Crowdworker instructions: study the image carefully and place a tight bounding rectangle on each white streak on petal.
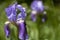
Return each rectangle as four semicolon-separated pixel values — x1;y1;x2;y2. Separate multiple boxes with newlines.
6;29;9;37
8;13;13;19
23;7;26;12
17;18;24;23
17;5;22;8
37;1;43;7
31;10;37;14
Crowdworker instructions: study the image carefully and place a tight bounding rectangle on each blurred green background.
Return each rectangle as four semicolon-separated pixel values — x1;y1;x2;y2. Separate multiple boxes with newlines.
0;0;60;40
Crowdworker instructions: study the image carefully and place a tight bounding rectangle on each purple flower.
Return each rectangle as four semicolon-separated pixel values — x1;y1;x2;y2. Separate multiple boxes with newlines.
17;12;26;21
5;3;17;22
5;3;26;22
31;0;44;12
17;5;26;20
30;0;44;22
5;2;28;40
17;5;26;12
30;10;37;22
16;19;28;40
17;12;28;40
4;21;10;38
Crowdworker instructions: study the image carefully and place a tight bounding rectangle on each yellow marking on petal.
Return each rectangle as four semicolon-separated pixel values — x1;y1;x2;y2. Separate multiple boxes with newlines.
5;21;10;24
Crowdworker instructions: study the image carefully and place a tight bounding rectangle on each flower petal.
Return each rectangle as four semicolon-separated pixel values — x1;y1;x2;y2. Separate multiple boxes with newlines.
17;12;26;20
17;20;28;40
5;3;17;22
4;21;10;38
30;10;37;22
17;5;26;12
31;1;44;12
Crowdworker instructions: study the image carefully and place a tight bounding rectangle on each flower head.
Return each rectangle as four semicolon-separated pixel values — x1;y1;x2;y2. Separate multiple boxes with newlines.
31;1;44;12
5;2;28;40
30;0;44;22
5;3;26;22
5;3;17;22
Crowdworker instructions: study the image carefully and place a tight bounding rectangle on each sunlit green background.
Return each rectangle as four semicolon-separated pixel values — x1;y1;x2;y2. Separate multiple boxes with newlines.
0;0;60;40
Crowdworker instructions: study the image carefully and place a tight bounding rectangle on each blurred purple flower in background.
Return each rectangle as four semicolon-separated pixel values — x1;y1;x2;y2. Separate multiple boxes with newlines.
31;0;44;22
4;2;28;40
31;0;44;12
30;10;37;22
